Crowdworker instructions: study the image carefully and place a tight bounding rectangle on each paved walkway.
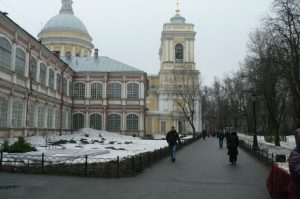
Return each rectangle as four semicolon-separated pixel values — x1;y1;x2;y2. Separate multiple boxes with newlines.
0;137;271;199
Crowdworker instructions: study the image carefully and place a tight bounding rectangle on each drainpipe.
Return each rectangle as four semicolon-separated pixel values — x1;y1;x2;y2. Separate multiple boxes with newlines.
24;45;35;137
60;64;68;136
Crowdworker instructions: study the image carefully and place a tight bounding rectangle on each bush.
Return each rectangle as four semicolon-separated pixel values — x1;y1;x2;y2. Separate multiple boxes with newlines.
69;139;77;144
6;140;36;153
80;138;89;144
84;134;89;137
52;140;68;145
0;139;10;152
264;135;274;143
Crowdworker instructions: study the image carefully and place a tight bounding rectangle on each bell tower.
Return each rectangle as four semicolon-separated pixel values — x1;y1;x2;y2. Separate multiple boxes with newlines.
159;1;196;88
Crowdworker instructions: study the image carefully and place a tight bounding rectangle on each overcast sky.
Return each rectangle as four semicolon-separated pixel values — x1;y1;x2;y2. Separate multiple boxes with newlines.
0;0;273;86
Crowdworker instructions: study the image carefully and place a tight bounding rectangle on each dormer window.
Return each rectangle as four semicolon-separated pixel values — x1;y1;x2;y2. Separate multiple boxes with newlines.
175;43;184;63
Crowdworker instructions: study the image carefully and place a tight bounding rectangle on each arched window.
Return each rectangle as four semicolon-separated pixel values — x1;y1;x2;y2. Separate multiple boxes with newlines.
0;96;8;127
15;48;26;75
12;100;23;128
90;114;102;130
28;101;35;128
108;83;121;99
55;109;60;129
48;69;55;89
108;114;121;131
127;114;139;131
73;113;84;130
40;63;47;86
56;73;61;93
73;82;85;99
127;83;139;99
0;37;12;69
47;108;53;128
63;77;68;96
91;83;103;99
37;106;45;128
175;43;184;63
31;57;37;81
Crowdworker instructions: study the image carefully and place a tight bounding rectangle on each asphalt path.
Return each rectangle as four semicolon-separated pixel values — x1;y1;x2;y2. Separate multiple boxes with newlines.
0;137;271;199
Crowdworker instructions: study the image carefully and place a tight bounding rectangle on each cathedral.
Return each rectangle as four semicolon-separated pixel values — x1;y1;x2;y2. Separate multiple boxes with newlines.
0;0;202;138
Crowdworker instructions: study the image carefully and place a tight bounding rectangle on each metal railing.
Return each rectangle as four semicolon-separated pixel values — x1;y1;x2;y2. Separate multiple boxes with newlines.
239;140;287;165
0;136;201;178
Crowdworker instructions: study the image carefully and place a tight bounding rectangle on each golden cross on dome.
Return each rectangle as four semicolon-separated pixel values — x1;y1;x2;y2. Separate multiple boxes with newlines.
176;0;180;14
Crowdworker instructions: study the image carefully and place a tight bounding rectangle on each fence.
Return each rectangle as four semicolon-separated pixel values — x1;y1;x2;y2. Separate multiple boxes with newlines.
239;140;287;165
0;136;201;178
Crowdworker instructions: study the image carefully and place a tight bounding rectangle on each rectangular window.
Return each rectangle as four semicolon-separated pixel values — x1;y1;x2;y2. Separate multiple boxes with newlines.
161;121;167;133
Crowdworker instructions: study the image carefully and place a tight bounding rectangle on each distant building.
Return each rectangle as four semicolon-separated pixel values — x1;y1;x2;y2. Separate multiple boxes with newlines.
0;0;201;138
146;3;202;135
0;0;147;137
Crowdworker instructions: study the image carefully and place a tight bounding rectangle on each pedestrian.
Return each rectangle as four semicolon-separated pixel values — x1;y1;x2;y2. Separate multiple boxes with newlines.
227;132;239;164
202;129;207;140
288;127;300;199
166;126;181;162
217;129;225;148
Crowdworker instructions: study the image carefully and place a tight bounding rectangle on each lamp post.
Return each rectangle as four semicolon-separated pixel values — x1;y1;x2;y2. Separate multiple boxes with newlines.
252;94;258;150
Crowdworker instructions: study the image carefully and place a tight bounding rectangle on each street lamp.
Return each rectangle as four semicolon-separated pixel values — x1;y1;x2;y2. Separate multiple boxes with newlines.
252;94;258;150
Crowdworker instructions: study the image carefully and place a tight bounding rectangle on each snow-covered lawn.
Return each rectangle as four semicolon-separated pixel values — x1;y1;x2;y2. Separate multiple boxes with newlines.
238;133;296;172
0;128;171;161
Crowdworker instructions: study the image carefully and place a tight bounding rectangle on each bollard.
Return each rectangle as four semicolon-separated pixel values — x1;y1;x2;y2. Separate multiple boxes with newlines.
85;155;88;176
116;156;120;178
0;151;2;172
139;154;142;171
131;156;135;176
41;153;44;173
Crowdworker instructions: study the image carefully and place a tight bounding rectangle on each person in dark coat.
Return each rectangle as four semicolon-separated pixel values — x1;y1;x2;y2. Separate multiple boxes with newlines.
288;127;300;199
166;126;181;162
227;132;239;164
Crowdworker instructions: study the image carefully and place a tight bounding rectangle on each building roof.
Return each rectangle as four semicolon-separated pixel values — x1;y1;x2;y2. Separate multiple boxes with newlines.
39;0;91;37
41;14;90;36
62;56;143;73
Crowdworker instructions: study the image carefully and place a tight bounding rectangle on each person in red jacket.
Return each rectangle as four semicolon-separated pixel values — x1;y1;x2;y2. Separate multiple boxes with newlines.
289;127;300;199
166;126;181;162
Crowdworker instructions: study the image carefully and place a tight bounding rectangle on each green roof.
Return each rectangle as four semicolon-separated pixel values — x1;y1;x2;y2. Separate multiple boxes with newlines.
62;56;143;73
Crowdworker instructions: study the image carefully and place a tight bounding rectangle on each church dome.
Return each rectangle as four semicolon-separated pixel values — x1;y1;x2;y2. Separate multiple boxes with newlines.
38;0;94;57
41;14;90;36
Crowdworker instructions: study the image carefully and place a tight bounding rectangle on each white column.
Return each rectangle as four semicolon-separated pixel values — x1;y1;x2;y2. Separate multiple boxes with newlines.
25;51;30;78
86;81;90;98
80;48;84;57
189;40;193;62
7;96;12;128
140;82;144;98
122;112;126;131
44;106;48;128
122;81;126;99
36;60;41;82
139;113;144;131
54;72;57;90
166;40;170;62
185;40;189;62
85;112;89;128
50;46;54;52
191;40;195;62
60;45;65;57
46;67;50;87
72;46;76;57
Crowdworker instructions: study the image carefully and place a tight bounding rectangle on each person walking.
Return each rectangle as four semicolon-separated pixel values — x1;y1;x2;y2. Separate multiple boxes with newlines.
202;129;207;140
227;132;239;164
288;127;300;199
217;129;225;148
166;126;181;162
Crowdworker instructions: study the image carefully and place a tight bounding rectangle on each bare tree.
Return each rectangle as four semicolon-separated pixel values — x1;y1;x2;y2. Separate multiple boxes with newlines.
173;69;201;138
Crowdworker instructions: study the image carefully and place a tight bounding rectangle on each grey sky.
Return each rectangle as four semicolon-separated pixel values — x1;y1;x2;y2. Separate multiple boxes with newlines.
0;0;273;85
